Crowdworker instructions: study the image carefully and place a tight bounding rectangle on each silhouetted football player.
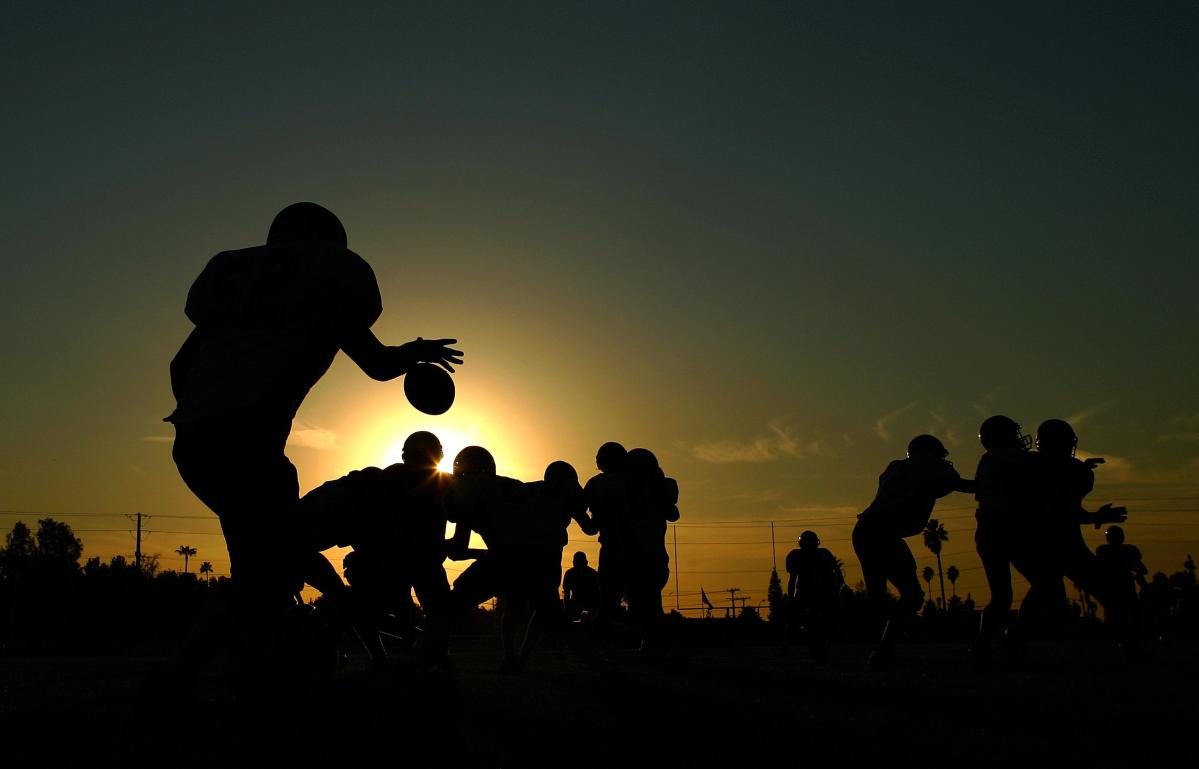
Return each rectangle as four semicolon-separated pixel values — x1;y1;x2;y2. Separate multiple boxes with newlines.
783;530;843;663
853;434;974;668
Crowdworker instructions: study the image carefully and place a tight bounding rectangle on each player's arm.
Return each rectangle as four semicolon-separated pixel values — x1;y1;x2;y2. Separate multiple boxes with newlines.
168;327;210;405
303;552;346;598
937;464;974;496
340;328;463;381
1133;550;1149;587
583;486;607;533
659;477;681;522
786;572;797;600
563;486;598;535
572;508;598;536
444;521;475;560
1079;502;1128;528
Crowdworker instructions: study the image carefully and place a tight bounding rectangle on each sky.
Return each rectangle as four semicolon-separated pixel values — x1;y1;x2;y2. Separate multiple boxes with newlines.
2;1;1198;611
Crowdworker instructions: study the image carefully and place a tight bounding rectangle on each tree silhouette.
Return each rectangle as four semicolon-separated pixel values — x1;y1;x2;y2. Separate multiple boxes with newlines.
922;565;935;606
946;565;960;598
922;519;949;609
0;519;84;641
176;545;197;574
199;561;213;583
767;568;784;623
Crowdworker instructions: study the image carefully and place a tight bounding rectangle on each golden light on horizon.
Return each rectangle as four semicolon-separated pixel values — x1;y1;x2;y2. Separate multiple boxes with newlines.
381;425;478;474
348;393;540;480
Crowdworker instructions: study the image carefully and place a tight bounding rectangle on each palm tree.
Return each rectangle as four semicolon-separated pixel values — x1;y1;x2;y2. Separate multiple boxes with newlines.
922;519;949;609
176;545;197;573
946;565;960;598
921;566;935;600
199;561;213;583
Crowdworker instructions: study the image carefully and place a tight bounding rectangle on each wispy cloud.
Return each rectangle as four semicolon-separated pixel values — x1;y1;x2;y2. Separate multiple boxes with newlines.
144;426;341;451
873;403;916;443
1067;403;1108;428
718;489;785;504
1079;451;1199;487
971;389;1002;417
1157;413;1199;443
924;411;961;447
1157;433;1199;443
691;419;834;464
777;503;859;517
288;423;339;451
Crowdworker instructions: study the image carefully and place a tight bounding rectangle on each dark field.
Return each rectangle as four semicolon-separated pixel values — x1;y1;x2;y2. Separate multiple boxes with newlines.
2;631;1194;768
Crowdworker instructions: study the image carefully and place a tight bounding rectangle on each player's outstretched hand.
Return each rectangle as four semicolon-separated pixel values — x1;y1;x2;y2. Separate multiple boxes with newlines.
1084;457;1106;470
402;337;464;373
1096;503;1128;525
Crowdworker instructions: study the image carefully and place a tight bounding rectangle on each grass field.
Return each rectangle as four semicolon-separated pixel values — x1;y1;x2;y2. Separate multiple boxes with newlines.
1;633;1193;767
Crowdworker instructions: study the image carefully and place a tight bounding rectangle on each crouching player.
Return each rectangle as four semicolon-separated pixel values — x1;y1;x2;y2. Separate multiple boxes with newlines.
446;447;606;672
297;430;452;671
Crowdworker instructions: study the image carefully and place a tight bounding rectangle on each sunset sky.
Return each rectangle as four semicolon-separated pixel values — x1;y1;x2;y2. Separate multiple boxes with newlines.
3;2;1197;611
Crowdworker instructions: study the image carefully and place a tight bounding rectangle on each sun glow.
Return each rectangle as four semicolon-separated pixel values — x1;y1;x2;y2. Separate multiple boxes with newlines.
381;425;479;474
348;393;539;481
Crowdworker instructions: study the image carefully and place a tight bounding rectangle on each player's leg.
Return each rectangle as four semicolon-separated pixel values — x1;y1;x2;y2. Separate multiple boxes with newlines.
408;561;453;668
1065;545;1139;655
851;522;891;630
973;521;1013;663
873;539;922;666
633;556;671;658
167;418;304;696
594;544;627;645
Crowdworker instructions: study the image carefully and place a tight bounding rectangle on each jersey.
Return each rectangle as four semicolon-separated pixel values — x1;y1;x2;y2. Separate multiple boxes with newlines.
858;455;961;537
625;472;679;559
785;547;842;599
1095;542;1145;584
448;476;585;550
169;241;382;425
562;564;601;611
299;463;448;561
1029;453;1095;547
974;447;1035;530
583;471;630;547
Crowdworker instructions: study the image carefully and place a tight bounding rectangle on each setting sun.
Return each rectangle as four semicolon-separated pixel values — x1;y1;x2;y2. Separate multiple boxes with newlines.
381;425;479;474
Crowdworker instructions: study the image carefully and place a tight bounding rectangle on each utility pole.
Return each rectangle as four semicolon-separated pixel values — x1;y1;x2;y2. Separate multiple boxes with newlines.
770;521;777;572
672;524;680;612
134;512;143;571
725;587;741;619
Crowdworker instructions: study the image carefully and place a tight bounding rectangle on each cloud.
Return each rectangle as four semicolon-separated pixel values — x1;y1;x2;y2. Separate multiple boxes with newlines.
718;489;785;504
777;504;859;518
873;403;917;443
691;419;833;464
288;423;340;451
145;425;341;450
1157;413;1199;443
1067;404;1108;427
923;411;961;447
971;389;1002;417
1078;451;1199;486
1157;433;1199;443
